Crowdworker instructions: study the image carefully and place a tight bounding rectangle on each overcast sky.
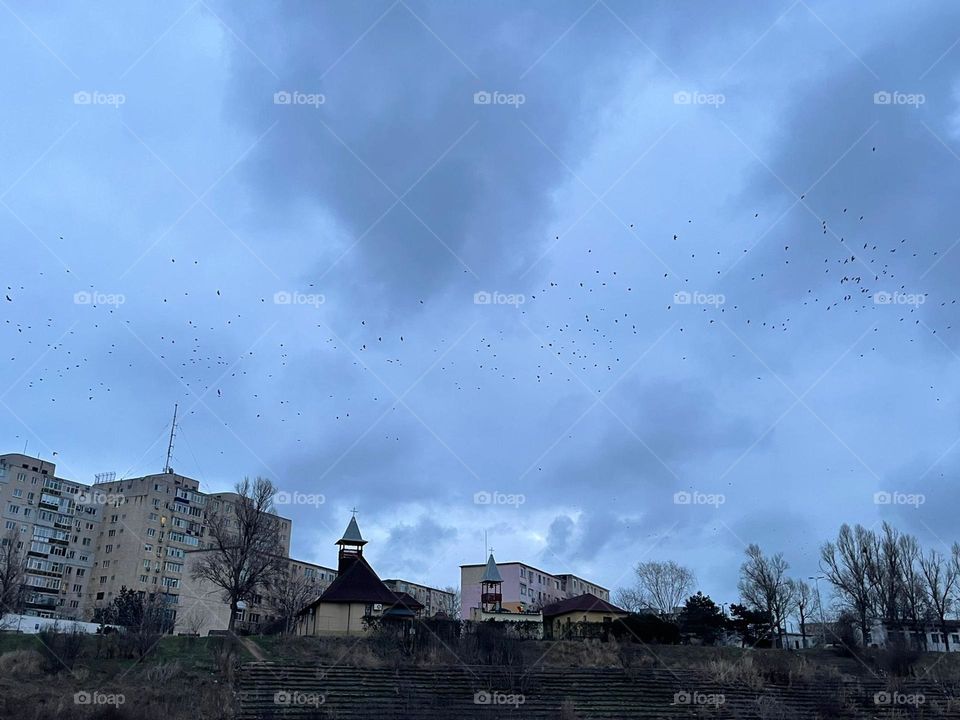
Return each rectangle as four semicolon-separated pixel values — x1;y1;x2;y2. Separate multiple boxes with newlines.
2;1;960;606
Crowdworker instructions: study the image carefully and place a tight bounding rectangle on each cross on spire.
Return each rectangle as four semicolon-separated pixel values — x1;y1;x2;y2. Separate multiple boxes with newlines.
351;506;359;518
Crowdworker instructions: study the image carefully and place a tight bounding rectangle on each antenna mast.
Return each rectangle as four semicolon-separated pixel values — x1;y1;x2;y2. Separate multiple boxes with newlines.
164;403;178;474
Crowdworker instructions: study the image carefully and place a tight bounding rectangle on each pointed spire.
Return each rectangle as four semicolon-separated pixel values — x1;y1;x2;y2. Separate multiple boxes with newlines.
337;516;367;546
480;552;502;583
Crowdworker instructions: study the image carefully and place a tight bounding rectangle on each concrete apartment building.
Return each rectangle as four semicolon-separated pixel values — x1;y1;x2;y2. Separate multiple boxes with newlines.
4;450;466;634
179;553;337;635
460;555;609;620
382;578;455;617
0;454;101;619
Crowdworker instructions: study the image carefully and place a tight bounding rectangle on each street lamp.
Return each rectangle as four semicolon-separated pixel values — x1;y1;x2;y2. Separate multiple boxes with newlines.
809;576;827;647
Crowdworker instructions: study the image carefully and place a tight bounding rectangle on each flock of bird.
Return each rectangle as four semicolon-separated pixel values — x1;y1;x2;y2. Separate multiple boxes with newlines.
1;142;954;459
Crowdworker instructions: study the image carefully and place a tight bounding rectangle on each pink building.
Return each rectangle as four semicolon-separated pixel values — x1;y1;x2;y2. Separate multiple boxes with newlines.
460;553;609;620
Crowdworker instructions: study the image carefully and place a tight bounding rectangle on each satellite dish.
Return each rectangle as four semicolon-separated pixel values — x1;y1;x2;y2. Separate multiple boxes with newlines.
237;600;248;610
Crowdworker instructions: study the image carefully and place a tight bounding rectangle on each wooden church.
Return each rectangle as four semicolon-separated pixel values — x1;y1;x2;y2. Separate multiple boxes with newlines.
296;516;411;636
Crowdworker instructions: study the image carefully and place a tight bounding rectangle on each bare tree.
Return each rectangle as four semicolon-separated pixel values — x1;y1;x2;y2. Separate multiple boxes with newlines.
738;544;794;647
181;607;207;636
898;534;927;630
0;524;27;626
443;586;461;618
821;524;876;646
613;586;645;613
791;579;814;648
869;522;909;625
920;547;960;651
269;564;325;634
191;477;286;631
629;561;695;617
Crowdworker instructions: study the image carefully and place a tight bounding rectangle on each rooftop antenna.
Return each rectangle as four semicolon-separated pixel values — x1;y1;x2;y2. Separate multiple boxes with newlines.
164;403;178;474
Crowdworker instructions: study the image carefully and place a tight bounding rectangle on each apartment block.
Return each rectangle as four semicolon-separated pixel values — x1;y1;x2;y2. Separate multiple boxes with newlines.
382;578;456;617
178;554;336;635
460;557;609;620
0;454;101;619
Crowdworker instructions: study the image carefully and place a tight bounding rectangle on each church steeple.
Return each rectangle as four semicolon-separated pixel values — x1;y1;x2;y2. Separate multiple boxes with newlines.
336;512;367;571
479;550;503;613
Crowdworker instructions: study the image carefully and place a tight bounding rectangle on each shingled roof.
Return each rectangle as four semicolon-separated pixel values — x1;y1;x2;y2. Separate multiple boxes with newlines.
300;555;398;610
541;593;627;618
390;591;424;612
480;553;502;583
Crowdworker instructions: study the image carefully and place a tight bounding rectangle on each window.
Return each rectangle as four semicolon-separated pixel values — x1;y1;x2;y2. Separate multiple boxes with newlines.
12;489;22;498
7;504;19;514
75;569;85;577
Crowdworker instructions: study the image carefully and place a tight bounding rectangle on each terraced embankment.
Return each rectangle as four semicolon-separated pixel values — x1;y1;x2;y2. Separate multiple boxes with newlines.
236;662;960;718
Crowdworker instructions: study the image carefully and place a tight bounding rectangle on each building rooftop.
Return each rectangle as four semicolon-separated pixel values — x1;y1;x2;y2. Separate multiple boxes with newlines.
541;593;627;618
302;555;397;608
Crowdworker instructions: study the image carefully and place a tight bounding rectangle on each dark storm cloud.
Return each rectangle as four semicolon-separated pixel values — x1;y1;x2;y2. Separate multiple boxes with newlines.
4;0;960;607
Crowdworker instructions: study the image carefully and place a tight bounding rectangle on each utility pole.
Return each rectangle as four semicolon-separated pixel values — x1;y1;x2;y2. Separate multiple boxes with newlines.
164;404;178;474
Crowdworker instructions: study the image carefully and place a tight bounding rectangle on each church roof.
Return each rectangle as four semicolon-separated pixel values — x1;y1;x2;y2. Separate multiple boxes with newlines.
336;516;367;546
390;591;424;612
541;593;627;618
480;553;503;583
302;555;397;607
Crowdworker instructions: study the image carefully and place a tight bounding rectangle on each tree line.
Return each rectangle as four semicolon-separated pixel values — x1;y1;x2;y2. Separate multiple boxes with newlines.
614;522;960;650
